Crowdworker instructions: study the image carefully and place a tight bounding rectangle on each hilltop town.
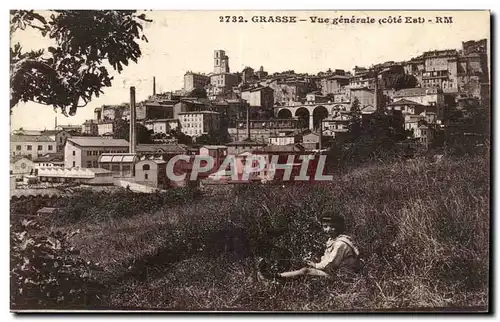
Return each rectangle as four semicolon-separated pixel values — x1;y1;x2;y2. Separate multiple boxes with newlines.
10;38;489;194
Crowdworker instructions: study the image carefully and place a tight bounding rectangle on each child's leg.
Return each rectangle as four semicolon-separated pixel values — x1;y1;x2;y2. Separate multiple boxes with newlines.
279;267;329;278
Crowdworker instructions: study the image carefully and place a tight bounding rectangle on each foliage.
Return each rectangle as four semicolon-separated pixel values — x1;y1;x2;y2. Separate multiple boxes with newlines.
44;154;488;311
443;104;490;156
54;188;200;224
168;129;193;145
195;129;231;145
10;218;106;309
342;107;410;167
10;10;151;115
386;74;418;91
348;97;362;138
188;88;207;99
113;118;153;144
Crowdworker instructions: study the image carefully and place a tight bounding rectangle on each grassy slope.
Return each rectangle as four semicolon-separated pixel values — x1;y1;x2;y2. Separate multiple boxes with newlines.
62;154;490;311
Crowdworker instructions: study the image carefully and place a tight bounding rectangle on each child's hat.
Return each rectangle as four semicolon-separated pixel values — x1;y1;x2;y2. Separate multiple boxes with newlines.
321;214;345;232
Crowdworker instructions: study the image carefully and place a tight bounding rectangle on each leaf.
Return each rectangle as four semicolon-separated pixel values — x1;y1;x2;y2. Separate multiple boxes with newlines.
47;236;61;250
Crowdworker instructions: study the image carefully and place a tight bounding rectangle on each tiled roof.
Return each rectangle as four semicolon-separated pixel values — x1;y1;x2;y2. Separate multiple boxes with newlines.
178;111;219;115
12;130;43;135
145;118;178;123
37;207;58;214
388;99;425;106
394;87;441;97
67;137;129;147
10;135;55;142
87;168;112;174
41;130;64;135
202;145;228;149
98;153;137;163
258;144;305;152
11;155;32;163
57;125;81;129
33;153;64;163
137;159;167;165
226;140;267;146
136;144;187;153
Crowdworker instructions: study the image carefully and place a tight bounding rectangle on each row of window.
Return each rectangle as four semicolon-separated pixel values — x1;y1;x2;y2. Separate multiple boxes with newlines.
15;145;53;151
183;123;205;128
186;130;203;135
182;115;204;120
86;160;99;168
83;149;125;156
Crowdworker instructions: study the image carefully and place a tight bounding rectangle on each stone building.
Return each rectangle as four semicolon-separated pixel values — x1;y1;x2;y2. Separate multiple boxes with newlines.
65;137;129;169
10;135;56;159
184;71;210;92
240;86;275;110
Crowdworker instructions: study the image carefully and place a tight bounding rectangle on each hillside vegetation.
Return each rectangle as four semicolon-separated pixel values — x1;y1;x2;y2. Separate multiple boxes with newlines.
11;153;490;311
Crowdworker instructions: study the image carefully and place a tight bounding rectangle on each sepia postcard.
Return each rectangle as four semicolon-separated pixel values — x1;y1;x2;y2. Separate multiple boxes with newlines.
9;10;491;312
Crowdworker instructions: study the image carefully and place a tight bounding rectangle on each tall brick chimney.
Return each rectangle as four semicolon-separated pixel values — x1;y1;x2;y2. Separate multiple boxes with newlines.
130;87;137;154
153;76;156;96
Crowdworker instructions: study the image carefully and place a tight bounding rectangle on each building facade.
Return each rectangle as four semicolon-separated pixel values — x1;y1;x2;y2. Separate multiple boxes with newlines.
10;135;56;159
240;86;275;110
350;88;375;108
10;156;35;179
135;160;168;188
144;119;179;134
98;122;114;136
214;49;230;74
393;87;445;120
82;120;99;136
65;137;129;169
184;72;210;92
178;111;220;138
41;130;72;153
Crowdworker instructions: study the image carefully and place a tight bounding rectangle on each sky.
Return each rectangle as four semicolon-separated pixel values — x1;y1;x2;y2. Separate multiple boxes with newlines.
9;10;490;131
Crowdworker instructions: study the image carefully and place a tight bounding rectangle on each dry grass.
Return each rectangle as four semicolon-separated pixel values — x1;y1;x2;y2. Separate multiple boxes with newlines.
26;153;490;311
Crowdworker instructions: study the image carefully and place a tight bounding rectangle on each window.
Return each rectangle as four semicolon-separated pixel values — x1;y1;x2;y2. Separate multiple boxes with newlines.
87;151;92;156
59;137;63;143
87;161;92;168
16;145;21;151
27;145;32;151
93;151;98;156
143;164;150;171
72;161;76;167
72;151;76;156
37;145;43;151
145;173;149;180
48;145;53;151
93;161;98;167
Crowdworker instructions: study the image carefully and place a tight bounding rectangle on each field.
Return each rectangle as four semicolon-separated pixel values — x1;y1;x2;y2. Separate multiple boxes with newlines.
10;153;490;311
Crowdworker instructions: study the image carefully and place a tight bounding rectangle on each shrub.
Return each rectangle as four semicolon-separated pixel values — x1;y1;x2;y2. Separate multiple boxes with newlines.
10;218;107;310
53;187;200;224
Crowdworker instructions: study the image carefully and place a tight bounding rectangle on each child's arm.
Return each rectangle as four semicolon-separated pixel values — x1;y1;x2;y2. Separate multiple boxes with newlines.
312;241;349;270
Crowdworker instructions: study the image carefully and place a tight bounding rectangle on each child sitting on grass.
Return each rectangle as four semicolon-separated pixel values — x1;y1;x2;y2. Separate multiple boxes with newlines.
276;214;360;279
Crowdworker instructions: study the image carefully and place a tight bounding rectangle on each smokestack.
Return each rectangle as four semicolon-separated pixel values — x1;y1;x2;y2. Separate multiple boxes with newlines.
153;77;156;96
54;116;57;130
130;87;137;154
246;105;250;140
319;118;323;151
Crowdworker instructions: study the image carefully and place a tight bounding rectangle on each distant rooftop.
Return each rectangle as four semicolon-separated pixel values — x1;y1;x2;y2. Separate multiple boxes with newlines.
10;135;55;143
136;144;188;153
178;111;219;115
99;153;137;163
67;137;129;148
388;99;426;106
394;87;442;97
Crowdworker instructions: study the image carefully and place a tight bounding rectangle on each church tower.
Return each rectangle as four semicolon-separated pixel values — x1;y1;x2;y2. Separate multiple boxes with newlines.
214;49;230;73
